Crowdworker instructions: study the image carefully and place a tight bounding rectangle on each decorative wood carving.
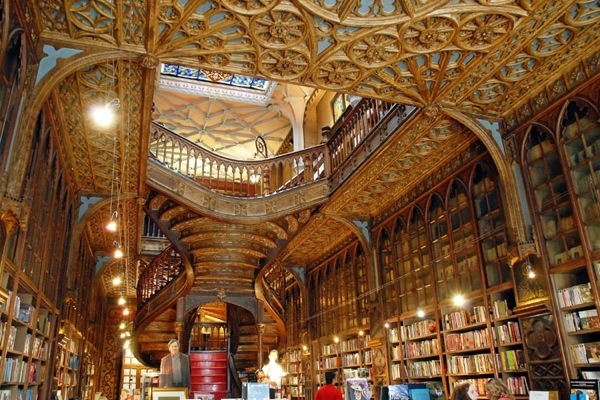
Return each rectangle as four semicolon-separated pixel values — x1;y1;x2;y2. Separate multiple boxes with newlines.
521;314;567;396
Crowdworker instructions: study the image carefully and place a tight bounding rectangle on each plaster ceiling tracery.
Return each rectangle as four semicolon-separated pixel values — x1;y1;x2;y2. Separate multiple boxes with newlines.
153;86;292;160
26;0;600;295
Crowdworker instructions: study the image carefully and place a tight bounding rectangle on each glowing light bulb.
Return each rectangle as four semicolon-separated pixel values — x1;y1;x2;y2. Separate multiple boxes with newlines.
119;321;126;330
123;308;130;316
112;276;122;286
417;308;425;318
384;321;390;329
91;104;116;127
453;294;466;307
118;296;126;305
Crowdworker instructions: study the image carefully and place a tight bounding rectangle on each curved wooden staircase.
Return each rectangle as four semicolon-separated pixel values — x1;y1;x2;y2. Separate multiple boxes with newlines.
131;98;409;397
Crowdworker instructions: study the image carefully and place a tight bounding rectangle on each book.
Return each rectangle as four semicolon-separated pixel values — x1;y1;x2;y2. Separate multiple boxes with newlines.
388;385;410;400
529;391;559;400
346;378;370;400
409;388;431;400
570;379;599;400
585;342;600;363
424;381;445;400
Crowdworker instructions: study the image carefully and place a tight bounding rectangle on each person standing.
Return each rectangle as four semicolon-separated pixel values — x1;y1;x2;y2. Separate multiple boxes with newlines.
450;382;479;400
485;378;514;400
315;371;343;400
159;339;191;394
262;349;285;398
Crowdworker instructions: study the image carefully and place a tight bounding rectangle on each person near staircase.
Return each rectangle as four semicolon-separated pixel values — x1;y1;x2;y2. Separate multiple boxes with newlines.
262;349;285;398
315;371;343;400
159;339;191;395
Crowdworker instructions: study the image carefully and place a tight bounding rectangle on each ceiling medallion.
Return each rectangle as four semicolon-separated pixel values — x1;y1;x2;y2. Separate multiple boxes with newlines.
258;49;310;79
401;16;456;53
250;9;307;48
313;59;362;89
348;32;401;68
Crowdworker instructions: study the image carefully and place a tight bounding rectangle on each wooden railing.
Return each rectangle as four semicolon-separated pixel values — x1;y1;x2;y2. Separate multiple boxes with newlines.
190;322;229;351
137;245;184;306
138;98;409;313
326;98;395;171
150;125;327;198
149;97;403;198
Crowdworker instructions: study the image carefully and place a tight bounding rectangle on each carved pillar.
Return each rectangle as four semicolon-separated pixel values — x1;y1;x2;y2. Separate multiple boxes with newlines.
175;297;185;343
258;323;266;368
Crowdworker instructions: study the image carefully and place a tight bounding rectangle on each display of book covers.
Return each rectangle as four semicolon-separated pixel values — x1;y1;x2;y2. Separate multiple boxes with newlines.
569;379;599;400
242;382;269;400
346;378;370;400
387;384;428;400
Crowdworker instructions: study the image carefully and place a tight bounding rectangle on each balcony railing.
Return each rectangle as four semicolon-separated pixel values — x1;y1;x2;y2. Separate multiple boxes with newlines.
149;97;405;198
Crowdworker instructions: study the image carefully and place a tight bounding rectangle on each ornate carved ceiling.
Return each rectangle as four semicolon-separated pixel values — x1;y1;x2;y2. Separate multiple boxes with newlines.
25;0;600;294
153;83;293;160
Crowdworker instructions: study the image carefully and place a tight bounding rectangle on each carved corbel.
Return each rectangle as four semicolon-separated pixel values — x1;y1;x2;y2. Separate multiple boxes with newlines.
507;240;539;266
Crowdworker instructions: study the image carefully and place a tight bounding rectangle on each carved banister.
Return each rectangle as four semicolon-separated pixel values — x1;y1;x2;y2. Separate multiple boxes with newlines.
149;97;402;199
150;124;327;197
136;245;185;306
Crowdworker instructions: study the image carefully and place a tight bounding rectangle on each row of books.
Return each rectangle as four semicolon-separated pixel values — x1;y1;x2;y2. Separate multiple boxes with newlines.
494;321;522;344
405;360;441;378
557;282;593;308
403;338;439;358
491;299;513;319
495;349;525;371
442;306;488;330
2;357;29;383
506;375;529;395
398;320;437;341
336;335;370;352
446;353;494;374
444;328;490;351
0;388;39;400
569;341;600;364
564;308;599;332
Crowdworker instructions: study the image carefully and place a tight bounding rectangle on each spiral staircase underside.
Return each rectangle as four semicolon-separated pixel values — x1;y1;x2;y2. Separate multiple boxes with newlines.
135;190;311;366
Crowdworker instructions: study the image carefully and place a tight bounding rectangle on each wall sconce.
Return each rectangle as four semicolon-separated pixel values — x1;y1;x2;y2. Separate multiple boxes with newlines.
113;241;123;258
106;210;119;232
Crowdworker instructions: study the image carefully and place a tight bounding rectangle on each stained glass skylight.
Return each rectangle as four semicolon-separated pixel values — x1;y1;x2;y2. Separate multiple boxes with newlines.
161;64;269;91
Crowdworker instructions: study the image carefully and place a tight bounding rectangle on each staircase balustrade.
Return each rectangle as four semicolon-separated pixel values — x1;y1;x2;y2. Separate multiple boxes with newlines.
137;245;184;306
190;322;229;351
327;98;395;171
149;97;402;198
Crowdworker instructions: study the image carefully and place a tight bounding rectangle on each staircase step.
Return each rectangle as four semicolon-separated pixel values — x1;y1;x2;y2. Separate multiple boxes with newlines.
191;375;227;383
191;360;228;368
192;384;227;392
190;351;227;360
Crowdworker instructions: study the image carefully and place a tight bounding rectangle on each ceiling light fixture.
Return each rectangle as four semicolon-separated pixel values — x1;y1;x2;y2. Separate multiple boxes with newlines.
90;98;120;128
113;241;123;259
112;276;122;286
106;210;119;232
